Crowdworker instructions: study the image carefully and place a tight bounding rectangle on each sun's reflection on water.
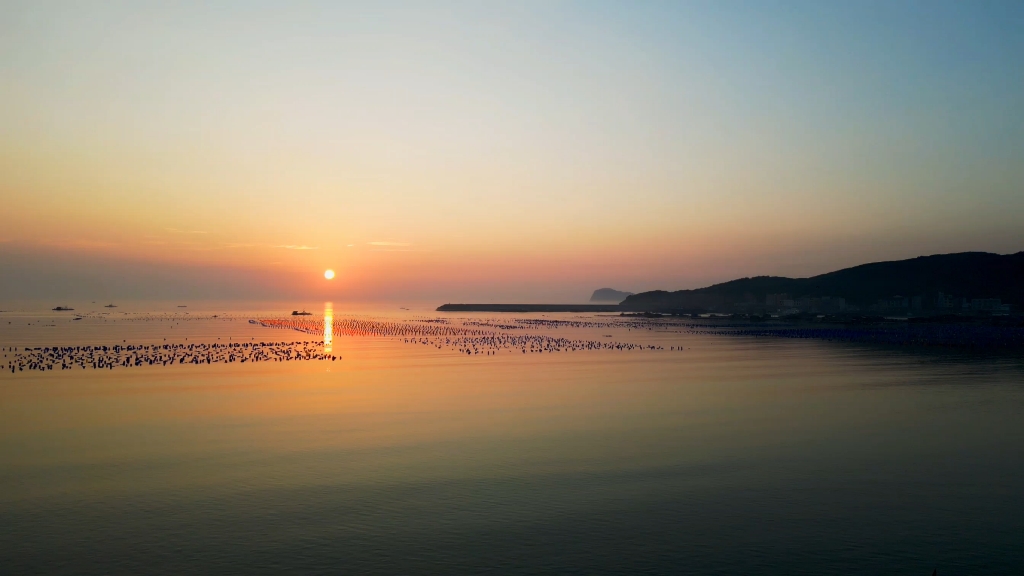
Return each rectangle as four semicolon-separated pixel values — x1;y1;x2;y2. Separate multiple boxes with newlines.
324;302;333;354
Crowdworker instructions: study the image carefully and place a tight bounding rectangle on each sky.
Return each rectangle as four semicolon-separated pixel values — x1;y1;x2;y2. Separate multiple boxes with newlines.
1;0;1022;303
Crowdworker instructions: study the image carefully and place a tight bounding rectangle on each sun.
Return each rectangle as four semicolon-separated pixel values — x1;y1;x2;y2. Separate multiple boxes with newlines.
324;269;335;280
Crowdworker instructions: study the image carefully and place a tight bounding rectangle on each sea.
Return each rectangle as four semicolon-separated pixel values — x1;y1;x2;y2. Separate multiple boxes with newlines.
1;301;1022;575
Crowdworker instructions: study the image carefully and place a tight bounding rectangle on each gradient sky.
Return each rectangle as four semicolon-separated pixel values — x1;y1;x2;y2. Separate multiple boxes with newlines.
2;0;1022;303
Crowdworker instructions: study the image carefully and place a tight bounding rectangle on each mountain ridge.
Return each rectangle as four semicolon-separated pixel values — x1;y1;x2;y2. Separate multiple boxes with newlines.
619;251;1024;312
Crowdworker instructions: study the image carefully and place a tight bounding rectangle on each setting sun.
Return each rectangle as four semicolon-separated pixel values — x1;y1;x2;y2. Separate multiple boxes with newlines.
324;269;335;280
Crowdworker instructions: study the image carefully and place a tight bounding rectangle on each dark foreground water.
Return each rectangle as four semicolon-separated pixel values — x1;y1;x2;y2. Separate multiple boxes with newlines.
1;310;1023;574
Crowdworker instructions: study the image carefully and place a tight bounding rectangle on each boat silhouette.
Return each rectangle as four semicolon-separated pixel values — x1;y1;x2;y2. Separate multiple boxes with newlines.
104;304;117;308
291;310;313;316
52;306;74;311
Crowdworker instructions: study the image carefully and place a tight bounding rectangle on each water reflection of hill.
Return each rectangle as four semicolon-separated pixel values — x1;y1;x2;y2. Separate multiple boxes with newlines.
683;317;1024;362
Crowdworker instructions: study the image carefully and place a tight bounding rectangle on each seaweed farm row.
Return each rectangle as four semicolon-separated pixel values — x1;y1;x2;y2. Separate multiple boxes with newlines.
253;317;494;338
404;335;668;355
251;317;669;355
4;340;334;373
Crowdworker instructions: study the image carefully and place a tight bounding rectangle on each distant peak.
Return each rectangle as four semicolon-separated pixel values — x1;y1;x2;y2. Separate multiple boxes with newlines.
590;288;634;303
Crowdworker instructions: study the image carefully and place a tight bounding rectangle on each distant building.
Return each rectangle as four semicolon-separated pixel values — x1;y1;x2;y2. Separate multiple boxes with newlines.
765;295;846;313
935;292;955;308
971;298;1003;311
878;296;909;310
934;293;1009;313
819;296;846;313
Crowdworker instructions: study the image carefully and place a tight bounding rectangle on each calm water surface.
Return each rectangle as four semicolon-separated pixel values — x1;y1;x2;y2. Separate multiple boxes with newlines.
1;307;1022;574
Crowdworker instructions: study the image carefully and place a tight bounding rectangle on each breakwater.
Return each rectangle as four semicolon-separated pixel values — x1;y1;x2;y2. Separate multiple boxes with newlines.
436;304;621;312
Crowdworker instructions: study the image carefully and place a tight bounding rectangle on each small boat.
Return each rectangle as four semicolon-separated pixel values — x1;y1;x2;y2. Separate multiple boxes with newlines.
291;310;312;316
52;306;74;311
177;305;187;308
104;304;117;308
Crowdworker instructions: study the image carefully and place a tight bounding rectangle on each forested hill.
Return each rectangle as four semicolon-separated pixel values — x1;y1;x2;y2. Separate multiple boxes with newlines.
619;252;1024;311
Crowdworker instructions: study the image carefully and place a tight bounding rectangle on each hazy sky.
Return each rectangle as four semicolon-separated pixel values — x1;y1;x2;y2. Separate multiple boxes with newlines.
2;0;1022;303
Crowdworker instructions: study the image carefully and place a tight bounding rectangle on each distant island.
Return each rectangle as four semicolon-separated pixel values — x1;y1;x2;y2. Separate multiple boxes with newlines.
439;252;1023;316
590;288;634;303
